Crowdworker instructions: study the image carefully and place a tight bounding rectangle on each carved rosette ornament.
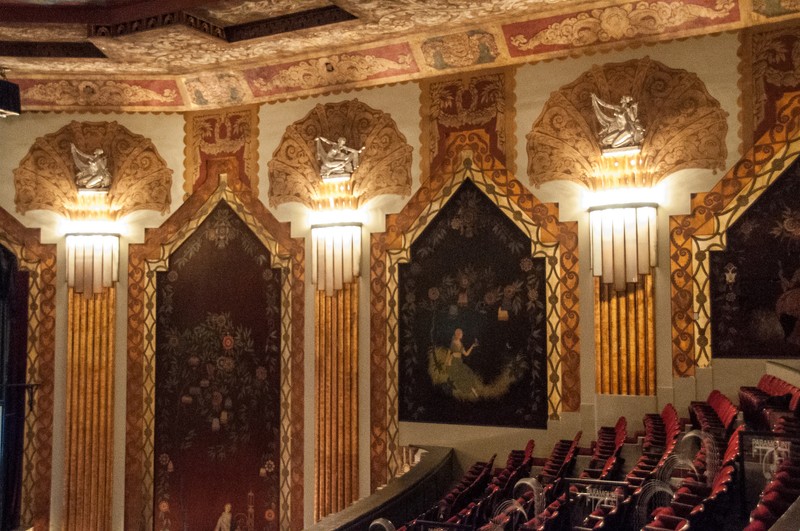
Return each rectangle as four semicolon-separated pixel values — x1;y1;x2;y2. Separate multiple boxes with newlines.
268;99;412;208
527;57;729;189
13;121;172;217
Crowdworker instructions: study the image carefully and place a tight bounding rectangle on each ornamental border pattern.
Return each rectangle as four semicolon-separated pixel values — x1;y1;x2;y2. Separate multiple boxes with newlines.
669;91;800;375
125;163;304;530
9;0;784;112
0;207;56;528
370;134;580;489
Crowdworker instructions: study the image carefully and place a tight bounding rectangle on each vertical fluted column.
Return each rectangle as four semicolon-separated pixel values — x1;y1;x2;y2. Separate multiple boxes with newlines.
594;275;655;395
63;287;115;530
314;282;358;520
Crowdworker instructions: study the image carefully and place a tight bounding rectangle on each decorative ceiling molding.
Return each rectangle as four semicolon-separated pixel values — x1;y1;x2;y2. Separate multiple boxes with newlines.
2;1;799;111
88;4;356;43
504;0;740;57
13;121;172;217
0;41;106;58
17;78;183;109
527;56;728;189
267;99;412;208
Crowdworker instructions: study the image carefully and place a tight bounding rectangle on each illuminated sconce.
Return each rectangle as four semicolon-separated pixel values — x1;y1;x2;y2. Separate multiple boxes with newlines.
65;233;120;297
63;188;121;298
311;223;362;296
311;135;365;296
589;203;656;291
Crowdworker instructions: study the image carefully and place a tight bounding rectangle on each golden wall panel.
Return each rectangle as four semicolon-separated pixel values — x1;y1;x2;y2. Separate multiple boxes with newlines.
183;104;260;197
63;287;115;530
314;283;359;521
594;276;655;395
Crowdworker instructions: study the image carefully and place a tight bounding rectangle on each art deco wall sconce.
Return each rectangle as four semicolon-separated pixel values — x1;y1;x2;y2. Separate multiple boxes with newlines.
311;136;364;295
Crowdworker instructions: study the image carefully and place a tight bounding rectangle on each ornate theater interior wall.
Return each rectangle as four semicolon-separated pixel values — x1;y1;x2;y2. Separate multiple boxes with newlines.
1;27;799;529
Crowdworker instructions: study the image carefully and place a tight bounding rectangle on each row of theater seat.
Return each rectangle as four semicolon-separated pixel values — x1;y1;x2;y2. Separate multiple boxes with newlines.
689;389;738;444
516;419;627;531
383;377;799;531
739;374;800;430
744;454;800;530
644;425;743;531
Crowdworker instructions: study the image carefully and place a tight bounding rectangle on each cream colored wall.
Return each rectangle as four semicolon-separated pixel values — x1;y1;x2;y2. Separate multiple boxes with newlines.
0;111;185;531
0;30;794;530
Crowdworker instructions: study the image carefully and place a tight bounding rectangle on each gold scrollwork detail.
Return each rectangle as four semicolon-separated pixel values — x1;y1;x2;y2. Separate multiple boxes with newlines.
21;80;179;107
253;52;415;94
268;99;412;208
510;0;736;52
527;57;728;189
13;121;172;217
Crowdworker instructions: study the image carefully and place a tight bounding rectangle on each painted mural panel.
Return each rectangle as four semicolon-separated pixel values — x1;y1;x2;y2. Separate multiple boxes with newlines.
710;160;800;358
398;180;548;428
154;202;282;530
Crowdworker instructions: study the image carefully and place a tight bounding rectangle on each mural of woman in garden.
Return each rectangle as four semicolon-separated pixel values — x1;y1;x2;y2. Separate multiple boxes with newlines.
710;158;800;358
399;179;547;428
154;202;281;531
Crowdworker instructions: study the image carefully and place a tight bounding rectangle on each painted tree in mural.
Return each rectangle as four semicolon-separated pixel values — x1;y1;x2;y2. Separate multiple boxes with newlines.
398;180;547;428
154;202;281;531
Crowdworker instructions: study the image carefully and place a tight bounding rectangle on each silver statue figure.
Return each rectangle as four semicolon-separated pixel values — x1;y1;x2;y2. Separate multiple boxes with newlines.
315;136;364;181
591;94;645;150
71;143;112;190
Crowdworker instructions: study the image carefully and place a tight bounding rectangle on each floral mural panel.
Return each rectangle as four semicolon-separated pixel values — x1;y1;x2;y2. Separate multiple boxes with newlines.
154;201;281;530
398;179;548;428
710;160;800;358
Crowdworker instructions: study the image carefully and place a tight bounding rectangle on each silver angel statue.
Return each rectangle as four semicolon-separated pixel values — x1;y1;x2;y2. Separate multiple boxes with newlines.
315;136;364;181
71;143;112;190
591;94;645;150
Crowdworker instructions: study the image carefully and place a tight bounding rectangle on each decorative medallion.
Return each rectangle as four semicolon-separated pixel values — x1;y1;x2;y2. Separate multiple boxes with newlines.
527;57;728;188
267;99;412;208
752;0;800;18
13;121;172;217
184;71;253;107
184;105;260;196
421;30;500;70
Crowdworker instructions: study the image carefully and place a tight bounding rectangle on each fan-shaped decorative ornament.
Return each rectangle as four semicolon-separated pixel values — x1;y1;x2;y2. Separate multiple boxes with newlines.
268;99;412;208
527;57;728;189
13;121;172;217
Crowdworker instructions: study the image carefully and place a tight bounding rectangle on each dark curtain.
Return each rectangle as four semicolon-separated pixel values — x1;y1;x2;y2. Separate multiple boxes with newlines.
0;245;28;531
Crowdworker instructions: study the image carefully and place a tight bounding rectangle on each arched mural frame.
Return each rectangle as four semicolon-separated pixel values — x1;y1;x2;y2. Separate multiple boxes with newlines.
0;207;56;528
125;159;305;530
670;91;800;375
370;132;579;489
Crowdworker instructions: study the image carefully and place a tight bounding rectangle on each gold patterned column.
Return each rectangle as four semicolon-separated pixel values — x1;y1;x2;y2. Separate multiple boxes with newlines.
63;287;115;530
594;275;655;395
314;282;358;520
